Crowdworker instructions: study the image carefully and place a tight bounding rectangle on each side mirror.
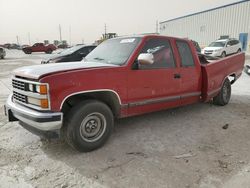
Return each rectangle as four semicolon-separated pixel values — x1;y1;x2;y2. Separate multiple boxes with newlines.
138;53;154;65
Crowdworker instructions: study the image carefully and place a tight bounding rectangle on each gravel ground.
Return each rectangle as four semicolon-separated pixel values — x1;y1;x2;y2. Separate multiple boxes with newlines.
0;49;250;188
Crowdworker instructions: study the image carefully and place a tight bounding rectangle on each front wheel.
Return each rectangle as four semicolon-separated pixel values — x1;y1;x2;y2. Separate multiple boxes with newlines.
213;78;231;106
24;49;32;54
221;51;226;58
63;100;114;152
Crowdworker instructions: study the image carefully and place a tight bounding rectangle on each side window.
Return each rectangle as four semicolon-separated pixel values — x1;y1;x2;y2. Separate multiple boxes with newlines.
227;41;232;46
176;41;195;67
78;47;89;55
233;40;239;45
88;46;95;53
139;38;176;69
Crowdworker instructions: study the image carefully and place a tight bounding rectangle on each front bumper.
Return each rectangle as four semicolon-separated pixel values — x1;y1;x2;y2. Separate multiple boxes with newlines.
203;51;222;57
5;94;63;132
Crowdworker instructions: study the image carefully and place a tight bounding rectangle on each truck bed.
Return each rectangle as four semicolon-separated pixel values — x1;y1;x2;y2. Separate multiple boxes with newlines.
201;53;245;101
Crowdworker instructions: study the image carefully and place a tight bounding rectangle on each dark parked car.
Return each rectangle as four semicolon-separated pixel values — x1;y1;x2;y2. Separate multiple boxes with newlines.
191;40;201;53
41;44;97;64
0;47;6;59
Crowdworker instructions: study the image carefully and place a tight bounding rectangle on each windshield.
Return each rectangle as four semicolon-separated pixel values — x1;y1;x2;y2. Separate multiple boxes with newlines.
85;37;141;65
208;41;226;47
59;45;84;55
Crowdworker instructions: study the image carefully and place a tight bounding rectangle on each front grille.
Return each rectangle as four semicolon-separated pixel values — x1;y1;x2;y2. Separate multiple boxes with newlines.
11;77;50;110
205;50;213;53
12;79;26;91
13;91;27;103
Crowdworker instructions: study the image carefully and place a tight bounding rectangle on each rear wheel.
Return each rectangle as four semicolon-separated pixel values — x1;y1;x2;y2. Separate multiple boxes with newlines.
221;51;226;58
63;100;114;152
213;78;231;106
237;48;241;53
24;49;32;54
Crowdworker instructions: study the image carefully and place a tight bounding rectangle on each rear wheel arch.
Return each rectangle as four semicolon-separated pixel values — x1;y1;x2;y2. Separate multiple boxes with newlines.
220;73;236;86
61;90;122;118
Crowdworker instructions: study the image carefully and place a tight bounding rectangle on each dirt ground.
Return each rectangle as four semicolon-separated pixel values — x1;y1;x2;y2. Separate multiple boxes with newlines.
0;50;250;188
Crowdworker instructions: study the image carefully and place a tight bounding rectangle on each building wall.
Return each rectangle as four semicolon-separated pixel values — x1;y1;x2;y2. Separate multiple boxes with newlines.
160;1;250;50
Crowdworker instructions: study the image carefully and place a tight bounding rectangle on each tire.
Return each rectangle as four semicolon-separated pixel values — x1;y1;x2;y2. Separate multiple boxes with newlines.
46;49;52;54
221;51;226;58
213;78;231;106
24;49;32;54
237;49;241;53
63;100;114;152
1;55;3;59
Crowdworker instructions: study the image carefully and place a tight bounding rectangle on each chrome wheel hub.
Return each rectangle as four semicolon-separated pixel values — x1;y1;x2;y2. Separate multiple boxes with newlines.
80;112;106;142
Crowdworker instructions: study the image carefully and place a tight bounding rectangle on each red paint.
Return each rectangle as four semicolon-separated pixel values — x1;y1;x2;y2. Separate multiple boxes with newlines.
40;35;245;118
23;43;56;53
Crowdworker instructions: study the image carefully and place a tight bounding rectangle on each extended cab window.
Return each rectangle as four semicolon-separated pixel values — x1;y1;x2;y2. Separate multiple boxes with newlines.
176;41;195;67
139;38;175;69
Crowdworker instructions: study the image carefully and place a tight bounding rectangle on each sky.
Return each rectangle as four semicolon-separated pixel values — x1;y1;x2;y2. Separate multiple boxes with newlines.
0;0;240;45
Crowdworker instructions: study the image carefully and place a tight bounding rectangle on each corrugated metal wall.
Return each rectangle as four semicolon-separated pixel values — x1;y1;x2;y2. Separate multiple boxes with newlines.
160;1;250;49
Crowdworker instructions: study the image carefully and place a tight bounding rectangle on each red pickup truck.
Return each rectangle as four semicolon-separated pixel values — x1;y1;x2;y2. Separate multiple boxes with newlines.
5;35;245;152
22;43;57;54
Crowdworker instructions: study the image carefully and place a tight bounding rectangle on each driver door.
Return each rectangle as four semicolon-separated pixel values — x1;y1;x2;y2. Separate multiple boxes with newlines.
127;38;181;116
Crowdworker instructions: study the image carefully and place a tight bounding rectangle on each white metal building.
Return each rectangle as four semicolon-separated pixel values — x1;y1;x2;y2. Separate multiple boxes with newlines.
160;0;250;51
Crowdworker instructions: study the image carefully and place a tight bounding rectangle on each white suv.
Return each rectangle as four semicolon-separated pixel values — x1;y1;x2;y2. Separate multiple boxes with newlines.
202;38;242;58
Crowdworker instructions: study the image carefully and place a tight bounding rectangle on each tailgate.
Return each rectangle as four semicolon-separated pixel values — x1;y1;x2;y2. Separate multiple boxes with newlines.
201;53;245;101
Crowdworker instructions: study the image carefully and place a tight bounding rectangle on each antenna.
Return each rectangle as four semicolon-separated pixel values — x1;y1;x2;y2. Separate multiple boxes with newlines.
59;24;62;42
28;32;31;45
104;23;107;39
69;25;71;46
16;36;19;45
156;20;159;33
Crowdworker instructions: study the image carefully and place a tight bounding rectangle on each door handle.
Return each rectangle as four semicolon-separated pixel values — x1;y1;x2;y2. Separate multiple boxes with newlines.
174;74;181;79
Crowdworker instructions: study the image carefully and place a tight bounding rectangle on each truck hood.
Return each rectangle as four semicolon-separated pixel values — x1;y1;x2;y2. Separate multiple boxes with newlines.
13;61;118;80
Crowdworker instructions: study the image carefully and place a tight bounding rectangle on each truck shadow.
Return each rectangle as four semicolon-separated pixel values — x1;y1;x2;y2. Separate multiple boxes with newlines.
40;94;250;186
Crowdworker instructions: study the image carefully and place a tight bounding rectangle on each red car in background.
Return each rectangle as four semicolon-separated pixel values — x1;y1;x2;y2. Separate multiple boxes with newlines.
22;43;57;54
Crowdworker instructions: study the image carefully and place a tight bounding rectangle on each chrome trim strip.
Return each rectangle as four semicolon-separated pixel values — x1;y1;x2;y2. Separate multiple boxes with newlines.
207;88;221;97
13;88;48;99
13;77;41;85
128;92;201;107
128;95;180;107
60;89;122;110
181;92;201;99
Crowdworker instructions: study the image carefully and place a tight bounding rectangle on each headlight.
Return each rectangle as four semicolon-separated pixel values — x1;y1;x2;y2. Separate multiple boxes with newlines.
26;83;49;109
27;83;48;94
214;49;221;52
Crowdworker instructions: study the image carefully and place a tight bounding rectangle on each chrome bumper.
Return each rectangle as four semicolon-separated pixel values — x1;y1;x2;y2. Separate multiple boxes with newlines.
5;94;63;131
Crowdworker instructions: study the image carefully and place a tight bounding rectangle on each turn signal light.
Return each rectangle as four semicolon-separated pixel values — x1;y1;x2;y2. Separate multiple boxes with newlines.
41;99;49;108
39;85;48;94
